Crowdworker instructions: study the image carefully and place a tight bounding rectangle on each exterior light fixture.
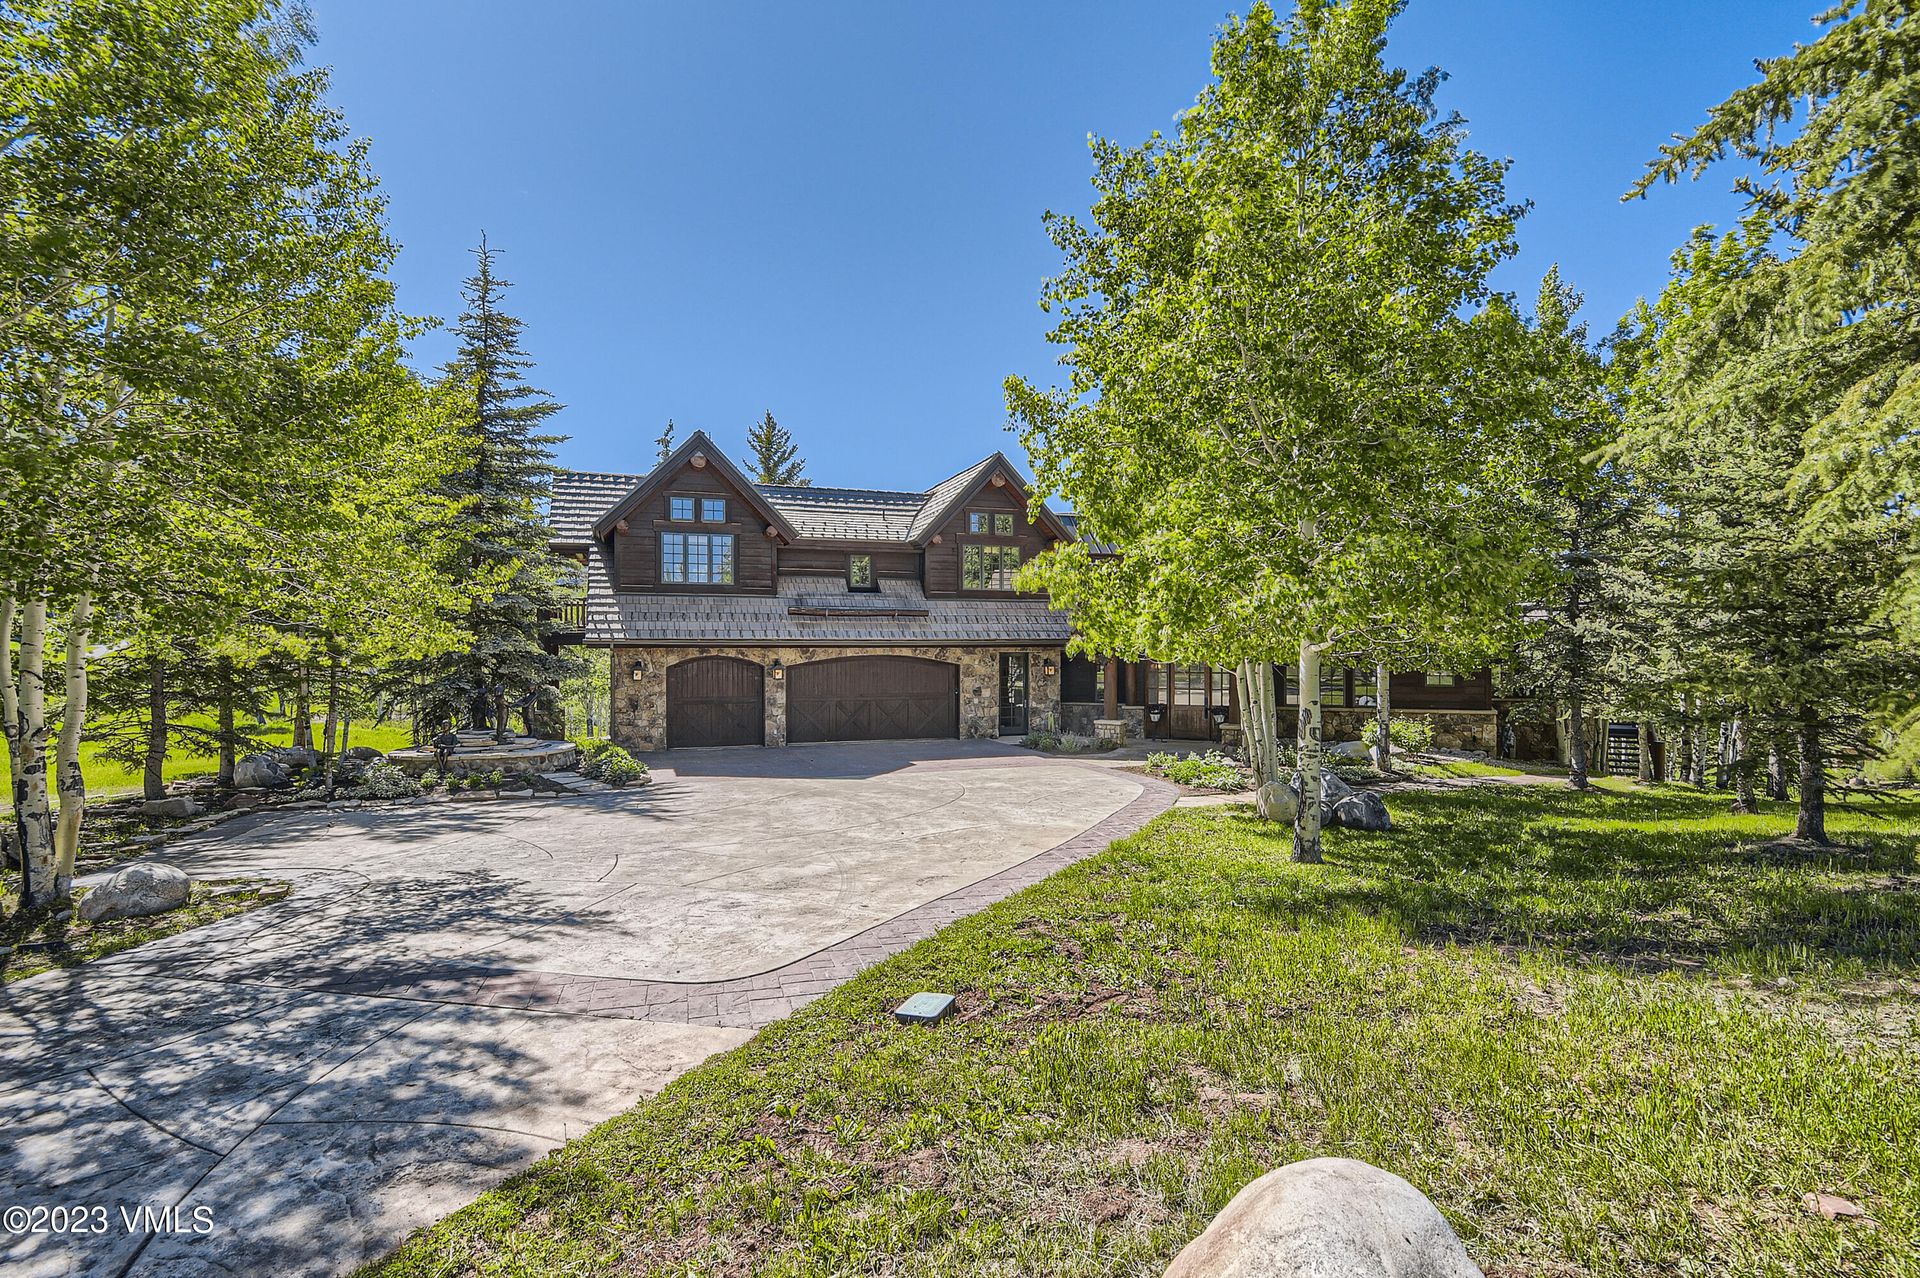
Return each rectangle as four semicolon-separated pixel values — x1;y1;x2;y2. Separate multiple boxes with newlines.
1042;658;1057;678
1210;704;1230;725
630;665;645;682
770;659;784;680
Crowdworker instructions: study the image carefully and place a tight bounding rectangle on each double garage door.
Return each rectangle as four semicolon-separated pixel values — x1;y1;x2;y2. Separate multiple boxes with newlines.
666;655;958;747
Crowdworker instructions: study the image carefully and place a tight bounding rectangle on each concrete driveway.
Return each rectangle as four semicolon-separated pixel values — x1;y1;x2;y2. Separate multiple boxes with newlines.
0;741;1163;1277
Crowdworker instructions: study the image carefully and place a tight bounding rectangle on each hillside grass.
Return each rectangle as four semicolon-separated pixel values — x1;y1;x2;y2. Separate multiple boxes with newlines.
368;782;1918;1277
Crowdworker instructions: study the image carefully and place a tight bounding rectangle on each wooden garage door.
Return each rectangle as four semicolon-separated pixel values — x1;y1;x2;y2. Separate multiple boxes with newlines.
667;656;765;748
787;656;959;743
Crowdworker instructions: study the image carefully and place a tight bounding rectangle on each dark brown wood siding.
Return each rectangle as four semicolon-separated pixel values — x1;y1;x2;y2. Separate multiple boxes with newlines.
924;480;1057;599
776;547;920;578
1387;669;1495;711
787;656;959;742
610;461;776;594
666;656;765;747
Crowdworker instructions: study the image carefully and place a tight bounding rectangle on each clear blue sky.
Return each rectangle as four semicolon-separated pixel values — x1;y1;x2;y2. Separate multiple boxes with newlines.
311;0;1816;489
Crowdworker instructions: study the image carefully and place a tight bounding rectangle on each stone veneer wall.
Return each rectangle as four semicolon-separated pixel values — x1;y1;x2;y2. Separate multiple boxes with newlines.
610;644;1065;752
1059;702;1146;741
1321;707;1497;754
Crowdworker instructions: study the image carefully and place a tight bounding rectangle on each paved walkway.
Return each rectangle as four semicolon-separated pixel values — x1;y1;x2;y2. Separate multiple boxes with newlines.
0;741;1174;1277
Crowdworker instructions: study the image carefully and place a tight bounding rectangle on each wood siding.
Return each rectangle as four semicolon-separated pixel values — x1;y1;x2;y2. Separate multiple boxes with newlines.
610;461;777;594
924;480;1058;599
776;546;921;579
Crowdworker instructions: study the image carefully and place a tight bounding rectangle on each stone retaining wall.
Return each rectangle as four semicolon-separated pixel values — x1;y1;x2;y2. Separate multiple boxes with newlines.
1059;701;1145;740
1322;707;1498;754
611;644;1064;753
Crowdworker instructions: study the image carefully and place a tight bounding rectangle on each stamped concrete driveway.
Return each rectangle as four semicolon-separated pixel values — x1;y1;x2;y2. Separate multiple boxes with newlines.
0;741;1162;1277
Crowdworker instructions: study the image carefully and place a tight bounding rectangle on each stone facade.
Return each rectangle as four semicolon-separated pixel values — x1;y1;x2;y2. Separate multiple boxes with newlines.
1322;707;1498;754
1058;701;1145;740
611;644;1064;753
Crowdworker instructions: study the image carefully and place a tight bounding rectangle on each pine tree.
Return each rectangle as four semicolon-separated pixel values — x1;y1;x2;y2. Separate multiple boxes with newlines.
427;235;582;737
746;412;806;485
655;418;676;463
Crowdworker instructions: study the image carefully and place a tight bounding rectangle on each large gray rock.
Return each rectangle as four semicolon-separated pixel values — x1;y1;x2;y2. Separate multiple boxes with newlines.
1164;1158;1482;1278
234;753;290;790
78;862;192;923
1331;792;1392;832
1255;781;1298;823
342;745;385;762
140;796;200;820
1326;739;1370;759
273;745;318;770
1289;769;1354;803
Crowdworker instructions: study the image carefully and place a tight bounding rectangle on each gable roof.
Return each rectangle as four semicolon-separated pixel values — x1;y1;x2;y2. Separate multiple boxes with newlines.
906;451;1077;545
550;439;1073;549
757;484;925;541
590;430;801;543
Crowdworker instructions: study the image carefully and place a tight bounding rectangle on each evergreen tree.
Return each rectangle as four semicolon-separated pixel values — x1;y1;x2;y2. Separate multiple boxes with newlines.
425;236;581;737
655;418;676;464
747;411;806;485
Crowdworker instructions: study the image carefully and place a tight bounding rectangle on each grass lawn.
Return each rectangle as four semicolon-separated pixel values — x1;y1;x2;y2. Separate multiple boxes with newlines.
369;783;1918;1278
0;715;415;811
2;878;286;983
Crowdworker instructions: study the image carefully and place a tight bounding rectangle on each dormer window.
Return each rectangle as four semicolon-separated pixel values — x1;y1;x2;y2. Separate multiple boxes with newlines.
963;543;1021;590
967;511;1015;536
848;554;875;591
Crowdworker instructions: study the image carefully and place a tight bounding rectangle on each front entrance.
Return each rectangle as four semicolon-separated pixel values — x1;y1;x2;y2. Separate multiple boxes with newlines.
666;656;766;748
788;656;959;743
999;653;1029;736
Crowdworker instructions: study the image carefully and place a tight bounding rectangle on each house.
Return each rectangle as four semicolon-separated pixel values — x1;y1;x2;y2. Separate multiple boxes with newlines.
546;431;1502;754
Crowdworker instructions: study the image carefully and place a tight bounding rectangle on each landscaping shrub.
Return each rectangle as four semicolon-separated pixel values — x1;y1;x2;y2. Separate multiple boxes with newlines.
595;747;648;787
419;768;442;790
1021;731;1063;751
1145;749;1248;791
358;761;422;799
1363;715;1436;752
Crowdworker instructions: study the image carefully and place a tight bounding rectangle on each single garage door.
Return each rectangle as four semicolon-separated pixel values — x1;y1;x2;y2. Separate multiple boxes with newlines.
787;656;959;743
667;656;765;747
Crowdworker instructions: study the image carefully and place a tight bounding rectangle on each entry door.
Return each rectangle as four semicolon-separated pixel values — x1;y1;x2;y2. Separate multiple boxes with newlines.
999;653;1029;735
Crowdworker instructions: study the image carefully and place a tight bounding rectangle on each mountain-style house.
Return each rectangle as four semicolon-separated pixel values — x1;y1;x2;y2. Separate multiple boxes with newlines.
546;431;1504;754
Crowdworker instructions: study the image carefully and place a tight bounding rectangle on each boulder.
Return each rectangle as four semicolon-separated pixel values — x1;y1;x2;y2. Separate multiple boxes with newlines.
342;745;385;762
1289;769;1354;803
1326;740;1370;759
1163;1157;1482;1278
233;754;290;790
273;745;318;770
78;863;192;923
140;796;200;820
1255;781;1298;824
1331;792;1392;832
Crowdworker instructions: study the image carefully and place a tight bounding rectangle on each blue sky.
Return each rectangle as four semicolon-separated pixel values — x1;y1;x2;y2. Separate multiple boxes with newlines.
312;0;1816;490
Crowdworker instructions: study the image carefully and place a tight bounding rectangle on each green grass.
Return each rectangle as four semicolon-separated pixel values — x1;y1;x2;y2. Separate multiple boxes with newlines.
367;784;1919;1278
0;715;414;810
2;878;286;983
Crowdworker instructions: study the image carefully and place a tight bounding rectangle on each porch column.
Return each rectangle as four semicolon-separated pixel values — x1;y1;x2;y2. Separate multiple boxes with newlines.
1103;657;1119;719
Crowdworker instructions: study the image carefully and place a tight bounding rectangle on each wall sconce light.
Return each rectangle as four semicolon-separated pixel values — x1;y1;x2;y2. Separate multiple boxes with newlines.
1042;658;1057;678
630;665;645;682
770;659;784;680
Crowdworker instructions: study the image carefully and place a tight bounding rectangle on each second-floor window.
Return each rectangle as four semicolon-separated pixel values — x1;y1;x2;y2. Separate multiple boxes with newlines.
701;497;726;522
668;495;727;523
1425;672;1457;687
963;543;1021;590
967;511;1015;535
669;496;695;521
848;554;875;590
661;532;735;585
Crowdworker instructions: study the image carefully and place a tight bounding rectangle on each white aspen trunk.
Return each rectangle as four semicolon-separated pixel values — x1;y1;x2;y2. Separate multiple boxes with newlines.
1261;660;1280;780
51;591;93;895
293;664;311;750
14;600;55;907
1636;719;1655;783
1294;638;1325;864
323;652;340;756
143;655;168;801
1730;713;1758;815
1371;658;1392;771
2;598;25;873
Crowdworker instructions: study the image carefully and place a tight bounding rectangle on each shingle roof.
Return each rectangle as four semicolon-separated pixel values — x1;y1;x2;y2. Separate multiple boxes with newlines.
550;471;643;545
755;484;925;541
578;561;1070;645
550;448;1068;549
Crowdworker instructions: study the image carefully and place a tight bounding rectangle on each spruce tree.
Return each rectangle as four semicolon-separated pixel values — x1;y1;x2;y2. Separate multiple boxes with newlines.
746;412;806;485
655;418;676;463
428;235;581;737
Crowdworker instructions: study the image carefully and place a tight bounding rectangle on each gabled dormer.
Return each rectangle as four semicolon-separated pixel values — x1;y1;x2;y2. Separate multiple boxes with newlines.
592;431;800;594
912;452;1074;597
